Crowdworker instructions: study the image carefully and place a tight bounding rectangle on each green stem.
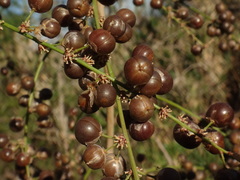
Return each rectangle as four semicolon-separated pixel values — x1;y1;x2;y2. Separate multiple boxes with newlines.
92;0;101;29
107;60;139;179
156;95;201;119
25;9;35;22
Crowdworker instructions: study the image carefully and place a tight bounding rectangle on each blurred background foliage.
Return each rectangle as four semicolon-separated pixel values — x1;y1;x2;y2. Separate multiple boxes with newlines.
0;0;240;179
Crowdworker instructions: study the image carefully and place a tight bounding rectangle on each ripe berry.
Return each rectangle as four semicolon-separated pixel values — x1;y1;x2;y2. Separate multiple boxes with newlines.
88;29;116;55
18;95;29;107
62;30;86;50
150;0;163;9
102;153;126;178
103;15;126;38
124;55;154;86
75;116;102;145
21;76;35;90
205;102;234;127
129;95;154;123
96;84;117;107
115;23;133;43
173;115;202;149
52;5;73;27
78;89;99;114
116;8;136;27
138;70;162;97
0;0;11;8
40;18;61;39
132;44;154;61
83;144;106;169
0;134;9;148
129;120;155;141
98;0;117;6
191;44;203;56
67;0;90;18
9;117;24;132
155;67;173;95
16;153;31;167
36;103;51;117
203;130;225;154
64;62;86;79
0;148;14;162
39;88;53;100
188;15;204;29
1;67;8;75
28;0;53;13
176;7;189;19
133;0;144;6
155;167;181;180
6;82;21;96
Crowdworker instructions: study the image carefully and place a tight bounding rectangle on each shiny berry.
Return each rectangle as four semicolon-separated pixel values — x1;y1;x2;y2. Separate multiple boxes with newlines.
40;18;61;39
129;95;154;123
0;0;11;8
52;4;73;27
21;76;35;90
16;153;31;167
203;130;225;154
115;23;133;43
132;44;154;61
116;8;136;27
102;153;126;178
124;55;154;86
62;30;86;50
75;116;102;145
129;120;155;141
188;15;204;29
205;102;234;127
156;167;181;180
28;0;53;13
36;103;51;117
103;15;126;38
88;29;116;55
83;144;106;169
6;82;21;96
0;134;9;148
133;0;144;6
155;66;173;95
96;84;117;107
98;0;117;6
0;148;14;162
67;0;90;18
150;0;163;9
64;62;86;79
78;89;99;114
9;117;24;132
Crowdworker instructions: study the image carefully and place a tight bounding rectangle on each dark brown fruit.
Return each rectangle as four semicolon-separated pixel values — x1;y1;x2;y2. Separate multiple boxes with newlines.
16;153;31;167
155;167;181;180
98;0;117;6
133;0;144;6
229;130;240;145
203;130;225;154
62;30;86;50
67;0;90;18
52;4;73;27
116;8;136;27
78;71;97;90
191;44;203;56
39;88;53;100
205;102;234;127
39;170;55;180
0;0;10;8
74;116;102;145
96;84;117;107
83;144;106;169
176;7;189;19
36;103;51;117
173;115;202;149
150;0;163;9
115;23;133;43
9;117;24;132
64;62;86;79
78;89;99;114
188;15;204;29
138;70;162;97
215;3;227;14
18;95;29;107
155;67;173;95
129;95;154;123
102;153;126;178
1;67;8;75
28;0;53;13
0;148;14;162
103;15;126;38
88;29;116;55
0;134;9;148
124;55;153;86
21;76;35;90
40;18;61;39
132;44;154;61
129;120;155;141
6;82;21;96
